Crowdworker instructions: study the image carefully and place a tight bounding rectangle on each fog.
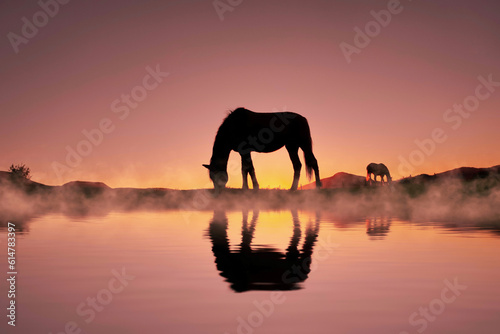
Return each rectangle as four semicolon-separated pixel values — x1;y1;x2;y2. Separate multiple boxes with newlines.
1;173;499;235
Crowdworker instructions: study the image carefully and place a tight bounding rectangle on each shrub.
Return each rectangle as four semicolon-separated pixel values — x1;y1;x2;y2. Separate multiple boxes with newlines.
9;163;31;180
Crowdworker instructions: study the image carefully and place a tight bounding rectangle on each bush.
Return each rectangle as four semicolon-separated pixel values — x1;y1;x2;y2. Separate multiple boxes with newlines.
9;163;31;180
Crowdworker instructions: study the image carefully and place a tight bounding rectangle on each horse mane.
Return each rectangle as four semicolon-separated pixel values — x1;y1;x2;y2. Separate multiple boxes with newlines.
214;107;248;140
222;107;247;122
210;107;249;162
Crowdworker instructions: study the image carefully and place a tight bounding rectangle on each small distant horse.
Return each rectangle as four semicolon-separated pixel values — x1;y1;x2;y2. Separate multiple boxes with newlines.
366;163;392;185
203;107;322;192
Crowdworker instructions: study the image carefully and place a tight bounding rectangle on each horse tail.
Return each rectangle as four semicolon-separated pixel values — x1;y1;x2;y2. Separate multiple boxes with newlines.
304;150;313;180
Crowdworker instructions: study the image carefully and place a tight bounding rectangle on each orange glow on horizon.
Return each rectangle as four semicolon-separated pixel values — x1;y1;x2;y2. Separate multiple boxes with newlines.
1;1;499;189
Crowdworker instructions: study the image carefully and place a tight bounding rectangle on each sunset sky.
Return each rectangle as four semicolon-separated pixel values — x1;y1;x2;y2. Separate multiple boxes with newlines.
1;0;499;189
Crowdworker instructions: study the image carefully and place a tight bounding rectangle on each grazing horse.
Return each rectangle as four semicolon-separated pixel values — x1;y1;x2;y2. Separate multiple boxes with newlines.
203;107;322;191
366;163;392;185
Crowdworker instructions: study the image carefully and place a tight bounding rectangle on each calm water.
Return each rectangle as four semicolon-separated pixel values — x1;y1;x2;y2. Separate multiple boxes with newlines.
1;210;500;334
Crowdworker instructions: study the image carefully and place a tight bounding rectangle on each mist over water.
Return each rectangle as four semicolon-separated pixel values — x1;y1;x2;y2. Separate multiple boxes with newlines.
1;172;499;232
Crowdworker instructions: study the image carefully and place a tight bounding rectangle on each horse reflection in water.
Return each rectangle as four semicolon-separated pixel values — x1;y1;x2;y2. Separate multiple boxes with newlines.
366;217;392;240
207;210;320;292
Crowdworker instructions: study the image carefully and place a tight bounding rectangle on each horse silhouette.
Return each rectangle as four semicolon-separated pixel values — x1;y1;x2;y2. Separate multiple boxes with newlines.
206;210;320;292
203;107;322;191
366;163;392;185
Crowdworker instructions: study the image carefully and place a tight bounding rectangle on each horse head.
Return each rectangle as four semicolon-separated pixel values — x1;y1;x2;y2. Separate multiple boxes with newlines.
203;163;228;192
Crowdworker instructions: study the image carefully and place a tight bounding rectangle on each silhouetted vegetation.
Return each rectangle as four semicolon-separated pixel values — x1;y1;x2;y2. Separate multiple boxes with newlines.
9;163;31;180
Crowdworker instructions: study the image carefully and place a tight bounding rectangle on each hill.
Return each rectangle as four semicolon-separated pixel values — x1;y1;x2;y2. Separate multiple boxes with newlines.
399;165;500;184
301;172;365;190
0;171;50;191
302;165;500;189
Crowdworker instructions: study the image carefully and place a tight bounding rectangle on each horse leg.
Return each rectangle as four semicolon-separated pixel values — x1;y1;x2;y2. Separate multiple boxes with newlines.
240;154;249;190
286;145;302;191
242;153;259;190
241;153;257;190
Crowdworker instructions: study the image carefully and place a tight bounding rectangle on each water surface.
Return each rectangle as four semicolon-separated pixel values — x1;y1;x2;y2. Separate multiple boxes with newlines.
1;210;499;334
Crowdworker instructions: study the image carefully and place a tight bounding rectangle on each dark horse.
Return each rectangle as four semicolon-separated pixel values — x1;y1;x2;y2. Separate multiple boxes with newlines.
366;163;392;185
203;107;322;191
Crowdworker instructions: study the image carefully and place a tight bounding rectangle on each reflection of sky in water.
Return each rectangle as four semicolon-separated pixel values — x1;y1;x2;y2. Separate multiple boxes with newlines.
0;210;499;334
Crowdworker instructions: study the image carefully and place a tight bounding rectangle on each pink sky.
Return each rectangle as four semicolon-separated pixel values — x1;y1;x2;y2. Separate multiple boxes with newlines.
1;0;499;189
